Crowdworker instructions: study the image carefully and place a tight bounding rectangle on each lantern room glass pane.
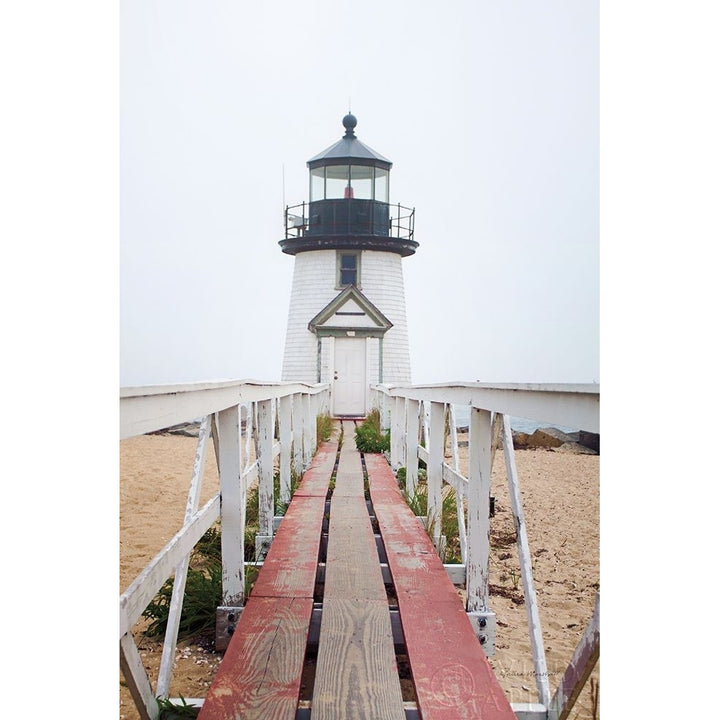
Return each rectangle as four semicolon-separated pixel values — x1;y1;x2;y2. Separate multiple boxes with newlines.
310;168;325;201
350;165;373;200
374;168;389;202
325;165;350;199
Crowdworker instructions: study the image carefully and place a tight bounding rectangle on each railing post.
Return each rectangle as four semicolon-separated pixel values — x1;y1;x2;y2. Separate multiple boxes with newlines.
157;417;211;698
256;398;274;560
406;398;420;499
302;393;313;467
279;394;293;505
308;393;318;456
292;393;304;475
217;405;244;606
390;395;406;470
502;413;550;705
428;401;445;551
465;406;496;655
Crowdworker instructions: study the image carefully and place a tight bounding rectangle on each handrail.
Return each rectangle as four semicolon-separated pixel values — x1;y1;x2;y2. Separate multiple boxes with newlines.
120;379;327;440
370;381;600;718
120;380;330;719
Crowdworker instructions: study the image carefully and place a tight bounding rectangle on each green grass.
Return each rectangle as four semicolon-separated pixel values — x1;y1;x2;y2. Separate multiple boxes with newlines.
156;695;200;719
354;409;390;453
316;413;334;446
397;468;463;564
142;534;222;640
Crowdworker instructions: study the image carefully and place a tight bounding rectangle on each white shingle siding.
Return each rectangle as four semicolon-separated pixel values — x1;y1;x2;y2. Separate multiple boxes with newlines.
281;249;412;385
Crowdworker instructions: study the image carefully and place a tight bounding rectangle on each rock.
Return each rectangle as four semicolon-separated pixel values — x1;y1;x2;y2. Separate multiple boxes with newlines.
151;422;202;438
552;441;598;455
513;428;570;449
578;431;600;453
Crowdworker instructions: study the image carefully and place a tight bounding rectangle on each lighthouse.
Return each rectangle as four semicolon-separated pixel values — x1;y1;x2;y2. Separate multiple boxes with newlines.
281;114;417;417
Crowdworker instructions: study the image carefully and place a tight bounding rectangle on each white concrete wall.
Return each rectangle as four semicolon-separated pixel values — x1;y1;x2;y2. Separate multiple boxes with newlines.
281;249;412;385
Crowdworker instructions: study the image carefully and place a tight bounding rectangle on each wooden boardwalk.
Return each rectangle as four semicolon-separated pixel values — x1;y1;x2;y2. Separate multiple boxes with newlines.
198;421;515;720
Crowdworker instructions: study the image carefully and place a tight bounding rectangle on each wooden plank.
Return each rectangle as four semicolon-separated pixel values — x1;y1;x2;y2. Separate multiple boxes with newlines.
251;495;326;599
312;424;405;719
312;599;405;720
366;453;516;720
198;596;314;720
199;437;338;718
293;440;338;497
324;494;386;600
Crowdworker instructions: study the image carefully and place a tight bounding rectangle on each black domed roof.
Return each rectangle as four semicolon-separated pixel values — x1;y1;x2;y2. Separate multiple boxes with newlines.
307;115;392;170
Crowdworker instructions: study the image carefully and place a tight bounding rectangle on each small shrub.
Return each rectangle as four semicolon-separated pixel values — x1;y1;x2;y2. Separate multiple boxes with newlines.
274;470;301;516
316;413;334;445
156;695;200;719
355;409;390;453
143;562;222;640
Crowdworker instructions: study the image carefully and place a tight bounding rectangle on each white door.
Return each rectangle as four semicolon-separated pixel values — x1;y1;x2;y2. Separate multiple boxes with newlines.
333;338;366;416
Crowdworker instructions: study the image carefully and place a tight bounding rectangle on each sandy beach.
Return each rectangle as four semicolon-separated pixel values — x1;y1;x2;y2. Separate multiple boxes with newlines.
120;428;599;719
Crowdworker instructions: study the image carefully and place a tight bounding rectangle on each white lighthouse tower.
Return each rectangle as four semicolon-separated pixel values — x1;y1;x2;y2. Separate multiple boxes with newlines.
281;114;417;417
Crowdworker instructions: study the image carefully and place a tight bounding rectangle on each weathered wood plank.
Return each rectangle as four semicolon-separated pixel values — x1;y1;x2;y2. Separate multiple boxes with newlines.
199;438;339;718
325;494;387;601
198;596;314;720
366;453;515;720
251;495;326;599
293;439;338;497
312;422;405;718
312;599;405;720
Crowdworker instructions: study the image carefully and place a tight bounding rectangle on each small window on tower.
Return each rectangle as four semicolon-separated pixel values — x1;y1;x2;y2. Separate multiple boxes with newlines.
338;252;360;288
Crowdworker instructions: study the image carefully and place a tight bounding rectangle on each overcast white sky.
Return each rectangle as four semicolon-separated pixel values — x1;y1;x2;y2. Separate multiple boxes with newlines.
120;0;599;387
4;3;720;712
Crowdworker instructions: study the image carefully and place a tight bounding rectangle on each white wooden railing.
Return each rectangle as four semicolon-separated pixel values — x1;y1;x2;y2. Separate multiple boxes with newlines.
119;380;329;720
370;381;600;720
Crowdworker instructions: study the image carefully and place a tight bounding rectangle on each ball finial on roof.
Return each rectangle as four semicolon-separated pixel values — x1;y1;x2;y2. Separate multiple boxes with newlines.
342;113;357;137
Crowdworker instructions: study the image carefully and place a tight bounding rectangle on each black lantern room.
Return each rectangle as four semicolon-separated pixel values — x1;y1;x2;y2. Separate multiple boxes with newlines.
281;114;417;257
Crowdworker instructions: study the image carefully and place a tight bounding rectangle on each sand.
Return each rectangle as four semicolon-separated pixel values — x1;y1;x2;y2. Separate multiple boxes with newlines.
120;429;599;719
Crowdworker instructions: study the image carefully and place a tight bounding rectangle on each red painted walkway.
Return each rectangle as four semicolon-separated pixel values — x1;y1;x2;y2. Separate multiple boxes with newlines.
198;422;515;720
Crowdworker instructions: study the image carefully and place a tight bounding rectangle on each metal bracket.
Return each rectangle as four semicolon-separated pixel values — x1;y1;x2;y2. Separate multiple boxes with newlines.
215;606;244;652
255;534;273;561
467;610;497;657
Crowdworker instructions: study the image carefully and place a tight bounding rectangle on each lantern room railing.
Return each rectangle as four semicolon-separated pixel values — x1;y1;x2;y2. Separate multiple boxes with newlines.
285;200;414;242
